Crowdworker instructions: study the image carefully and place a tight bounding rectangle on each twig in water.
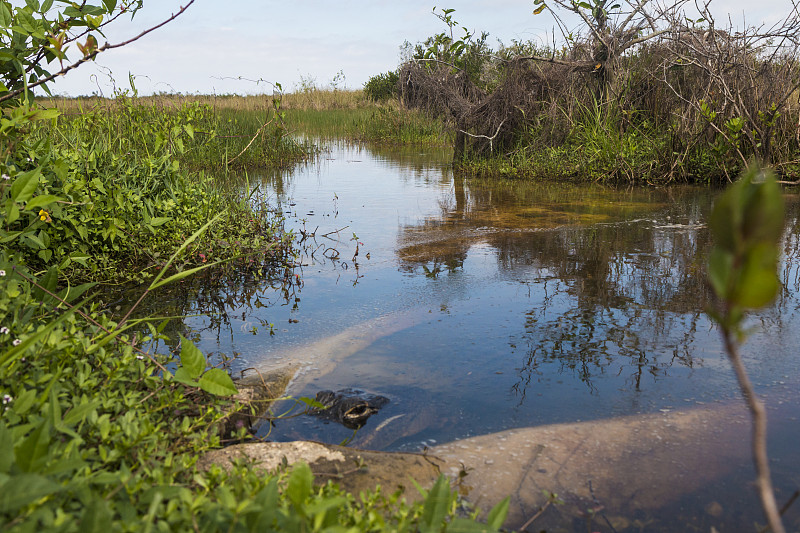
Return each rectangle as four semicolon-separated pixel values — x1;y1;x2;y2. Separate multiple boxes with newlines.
321;226;350;238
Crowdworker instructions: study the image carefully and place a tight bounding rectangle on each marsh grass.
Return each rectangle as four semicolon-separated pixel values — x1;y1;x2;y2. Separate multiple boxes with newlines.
44;89;450;147
42;94;310;171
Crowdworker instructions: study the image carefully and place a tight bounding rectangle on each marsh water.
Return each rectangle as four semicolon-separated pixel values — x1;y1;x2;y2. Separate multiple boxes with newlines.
179;141;799;529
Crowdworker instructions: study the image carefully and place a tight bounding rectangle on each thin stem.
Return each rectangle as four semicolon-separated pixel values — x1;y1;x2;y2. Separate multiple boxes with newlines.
721;327;785;533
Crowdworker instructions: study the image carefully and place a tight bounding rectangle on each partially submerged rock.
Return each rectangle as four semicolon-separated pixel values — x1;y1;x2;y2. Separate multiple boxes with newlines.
203;394;792;530
431;402;752;530
199;441;443;500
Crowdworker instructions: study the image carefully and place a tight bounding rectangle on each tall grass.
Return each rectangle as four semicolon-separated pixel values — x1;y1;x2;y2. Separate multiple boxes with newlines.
44;89;451;147
284;105;450;144
42;94;310;171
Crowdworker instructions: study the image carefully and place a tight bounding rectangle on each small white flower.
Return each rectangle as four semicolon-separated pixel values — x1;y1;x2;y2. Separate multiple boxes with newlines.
1;174;9;181
12;339;21;346
136;355;144;360
2;394;11;404
0;327;8;334
0;270;5;276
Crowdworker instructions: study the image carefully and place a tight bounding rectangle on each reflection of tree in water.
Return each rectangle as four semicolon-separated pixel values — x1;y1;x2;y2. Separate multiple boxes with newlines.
395;173;734;396
503;218;713;398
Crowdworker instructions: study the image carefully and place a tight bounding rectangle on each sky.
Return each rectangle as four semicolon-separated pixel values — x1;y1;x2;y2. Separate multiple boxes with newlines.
30;0;794;97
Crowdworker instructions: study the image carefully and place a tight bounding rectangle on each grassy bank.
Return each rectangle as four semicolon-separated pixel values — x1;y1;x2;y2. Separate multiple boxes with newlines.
284;105;450;145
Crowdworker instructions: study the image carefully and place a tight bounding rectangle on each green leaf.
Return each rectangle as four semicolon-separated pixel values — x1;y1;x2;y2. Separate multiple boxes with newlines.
149;216;170;227
421;476;452;533
5;201;20;224
28;108;60;121
147;212;224;290
148;260;224;291
15;421;52;473
179;335;205;380
198;369;238;396
25;194;62;211
733;242;780;308
57;281;96;305
707;248;731;299
486;496;510;530
10;168;41;204
47;387;62;428
32;265;58;302
741;171;784;246
306;496;348;530
173;367;199;386
0;424;12;473
63;399;99;427
297;396;327;410
286;462;313;509
248;478;279;529
0;474;63;513
0;4;12;26
80;498;113;533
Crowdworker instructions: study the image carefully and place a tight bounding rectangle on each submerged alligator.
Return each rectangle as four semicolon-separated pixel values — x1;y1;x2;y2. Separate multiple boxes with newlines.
309;388;390;429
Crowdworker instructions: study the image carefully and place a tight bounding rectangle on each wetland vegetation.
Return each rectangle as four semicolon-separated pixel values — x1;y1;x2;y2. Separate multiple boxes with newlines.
2;0;799;531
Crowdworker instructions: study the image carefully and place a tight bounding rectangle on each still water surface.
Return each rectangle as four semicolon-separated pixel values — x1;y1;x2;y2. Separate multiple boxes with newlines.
185;141;799;528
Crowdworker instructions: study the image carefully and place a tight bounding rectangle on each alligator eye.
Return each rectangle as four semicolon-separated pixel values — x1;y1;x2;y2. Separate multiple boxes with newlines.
344;404;375;420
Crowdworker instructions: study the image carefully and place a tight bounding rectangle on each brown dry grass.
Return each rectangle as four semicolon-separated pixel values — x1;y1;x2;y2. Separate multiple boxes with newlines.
40;89;378;113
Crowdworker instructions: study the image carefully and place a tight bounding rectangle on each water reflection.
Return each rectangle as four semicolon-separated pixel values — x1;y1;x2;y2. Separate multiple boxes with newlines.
394;173;800;406
139;141;800;464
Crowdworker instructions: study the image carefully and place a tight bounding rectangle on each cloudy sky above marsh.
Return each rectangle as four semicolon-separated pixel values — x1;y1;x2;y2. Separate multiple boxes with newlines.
34;0;794;96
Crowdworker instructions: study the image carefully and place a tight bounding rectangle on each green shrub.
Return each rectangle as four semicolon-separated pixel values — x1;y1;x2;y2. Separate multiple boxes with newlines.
363;71;400;102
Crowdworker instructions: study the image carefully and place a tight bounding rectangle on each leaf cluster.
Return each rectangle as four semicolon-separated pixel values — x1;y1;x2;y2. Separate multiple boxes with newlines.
707;164;784;330
0;0;143;101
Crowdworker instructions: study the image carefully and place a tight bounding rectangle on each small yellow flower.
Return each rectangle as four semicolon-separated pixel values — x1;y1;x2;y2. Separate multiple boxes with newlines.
38;209;52;223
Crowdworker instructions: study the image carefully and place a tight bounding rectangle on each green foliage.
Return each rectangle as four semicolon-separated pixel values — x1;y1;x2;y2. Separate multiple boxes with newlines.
414;8;491;89
363;70;400;102
0;4;504;530
707;164;784;329
174;334;237;395
1;96;294;282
